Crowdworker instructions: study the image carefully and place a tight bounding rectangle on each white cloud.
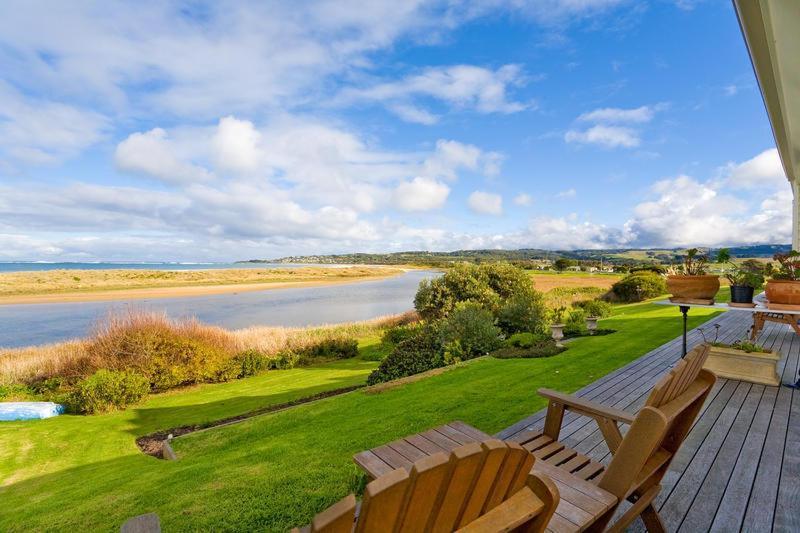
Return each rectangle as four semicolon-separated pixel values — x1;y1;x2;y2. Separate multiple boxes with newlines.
723;148;786;189
577;104;661;124
422;139;502;181
564;125;640;148
337;64;529;123
394;177;450;211
468;191;503;215
556;188;576;198
213;116;262;173
513;193;532;206
0;82;108;165
115;128;213;184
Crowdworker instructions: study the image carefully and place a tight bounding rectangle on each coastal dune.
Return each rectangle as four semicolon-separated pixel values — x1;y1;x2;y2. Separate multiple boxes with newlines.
0;266;404;305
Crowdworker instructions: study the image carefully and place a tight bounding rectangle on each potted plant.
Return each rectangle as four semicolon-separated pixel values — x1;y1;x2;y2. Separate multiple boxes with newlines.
717;249;764;306
665;248;720;303
765;250;800;307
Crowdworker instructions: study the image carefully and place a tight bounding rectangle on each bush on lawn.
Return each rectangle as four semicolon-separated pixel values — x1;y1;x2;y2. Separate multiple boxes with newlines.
574;299;613;318
439;302;502;358
609;272;666;302
506;332;550;349
414;262;535;320
381;323;422;345
491;338;565;359
302;337;359;360
68;369;149;414
367;325;444;385
232;349;272;378
563;308;588;336
497;292;549;335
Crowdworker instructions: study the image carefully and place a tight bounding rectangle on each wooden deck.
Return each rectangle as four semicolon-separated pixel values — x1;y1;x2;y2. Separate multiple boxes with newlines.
496;309;800;532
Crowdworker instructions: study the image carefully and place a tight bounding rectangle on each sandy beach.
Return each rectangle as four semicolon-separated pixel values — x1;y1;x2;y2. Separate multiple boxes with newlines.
0;266;405;305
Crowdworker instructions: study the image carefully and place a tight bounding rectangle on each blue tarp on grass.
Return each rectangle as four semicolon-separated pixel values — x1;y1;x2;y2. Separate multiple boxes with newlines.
0;402;64;421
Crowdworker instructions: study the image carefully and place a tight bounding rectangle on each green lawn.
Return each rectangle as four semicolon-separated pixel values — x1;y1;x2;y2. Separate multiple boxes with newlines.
0;301;723;532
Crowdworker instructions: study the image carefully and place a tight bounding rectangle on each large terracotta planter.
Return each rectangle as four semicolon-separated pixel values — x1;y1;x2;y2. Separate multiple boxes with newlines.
666;275;720;301
765;279;800;305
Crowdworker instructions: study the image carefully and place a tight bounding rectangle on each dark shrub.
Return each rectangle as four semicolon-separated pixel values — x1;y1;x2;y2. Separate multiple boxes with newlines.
574;299;613;318
506;332;550;349
68;369;149;414
440;302;502;358
609;272;667;302
269;351;300;369
367;325;444;385
414;262;535;320
305;338;359;359
492;339;565;359
497;293;549;335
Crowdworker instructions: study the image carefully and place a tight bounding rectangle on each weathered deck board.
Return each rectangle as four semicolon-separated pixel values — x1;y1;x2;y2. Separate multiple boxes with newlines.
495;308;798;532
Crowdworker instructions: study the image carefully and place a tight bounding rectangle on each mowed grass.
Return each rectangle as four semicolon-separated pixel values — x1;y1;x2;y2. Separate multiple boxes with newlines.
528;271;622;292
0;300;722;532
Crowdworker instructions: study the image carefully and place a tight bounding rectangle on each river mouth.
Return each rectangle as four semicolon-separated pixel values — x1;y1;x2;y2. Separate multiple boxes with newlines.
0;270;438;348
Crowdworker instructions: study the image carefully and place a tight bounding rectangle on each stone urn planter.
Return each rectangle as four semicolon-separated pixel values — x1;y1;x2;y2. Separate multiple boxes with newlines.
550;324;565;346
765;279;800;308
585;316;598;334
666;275;720;303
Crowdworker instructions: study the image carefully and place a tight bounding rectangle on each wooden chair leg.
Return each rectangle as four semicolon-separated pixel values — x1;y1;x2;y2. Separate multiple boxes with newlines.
639;502;667;533
604;485;661;533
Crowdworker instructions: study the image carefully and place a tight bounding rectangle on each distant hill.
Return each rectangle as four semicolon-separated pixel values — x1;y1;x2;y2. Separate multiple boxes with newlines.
239;244;791;267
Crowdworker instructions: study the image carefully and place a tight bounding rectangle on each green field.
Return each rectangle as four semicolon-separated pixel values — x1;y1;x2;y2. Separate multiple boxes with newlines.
0;300;724;532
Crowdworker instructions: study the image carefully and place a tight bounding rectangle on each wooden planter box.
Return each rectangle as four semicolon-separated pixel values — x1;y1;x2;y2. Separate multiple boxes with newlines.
704;345;780;386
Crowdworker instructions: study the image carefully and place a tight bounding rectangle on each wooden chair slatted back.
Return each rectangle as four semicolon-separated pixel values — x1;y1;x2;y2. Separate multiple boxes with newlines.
299;440;557;533
645;344;711;408
599;345;716;502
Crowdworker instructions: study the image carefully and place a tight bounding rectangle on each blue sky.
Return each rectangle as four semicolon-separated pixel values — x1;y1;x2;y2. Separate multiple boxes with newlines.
0;0;791;261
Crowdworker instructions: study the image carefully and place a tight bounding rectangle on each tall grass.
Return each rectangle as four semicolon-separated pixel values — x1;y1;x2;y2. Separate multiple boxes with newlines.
0;309;418;385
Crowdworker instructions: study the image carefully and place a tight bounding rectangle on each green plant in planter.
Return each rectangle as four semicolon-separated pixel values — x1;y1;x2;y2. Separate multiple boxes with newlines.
670;248;709;275
771;250;800;280
717;249;764;304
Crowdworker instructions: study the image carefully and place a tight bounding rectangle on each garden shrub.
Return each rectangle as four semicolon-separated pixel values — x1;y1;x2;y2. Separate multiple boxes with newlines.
303;338;359;360
563;308;588;336
367;325;444;385
497;292;549;335
414;262;535;320
269;351;300;370
574;299;613;318
232;349;271;378
439;302;502;358
381;323;422;345
68;369;149;414
609;272;666;302
505;332;550;349
491;338;565;359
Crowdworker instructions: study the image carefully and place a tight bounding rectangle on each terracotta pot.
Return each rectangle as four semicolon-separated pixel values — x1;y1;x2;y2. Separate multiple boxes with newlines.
765;279;800;305
666;275;720;300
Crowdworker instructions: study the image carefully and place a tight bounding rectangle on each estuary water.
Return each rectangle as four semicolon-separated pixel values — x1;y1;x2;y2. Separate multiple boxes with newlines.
0;270;436;348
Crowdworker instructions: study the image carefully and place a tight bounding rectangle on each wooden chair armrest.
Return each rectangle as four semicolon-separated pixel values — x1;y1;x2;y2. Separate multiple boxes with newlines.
538;388;635;425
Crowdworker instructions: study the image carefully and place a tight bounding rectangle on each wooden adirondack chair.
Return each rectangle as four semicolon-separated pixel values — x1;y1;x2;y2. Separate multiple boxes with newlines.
507;343;715;532
294;439;560;533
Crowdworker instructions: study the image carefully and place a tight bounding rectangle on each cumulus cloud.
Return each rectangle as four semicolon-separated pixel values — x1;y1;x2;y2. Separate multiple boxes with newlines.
564;125;640;148
115;128;213;184
213;116;263;173
337;64;530;123
394;177;450;211
723;148;787;189
468;191;503;215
